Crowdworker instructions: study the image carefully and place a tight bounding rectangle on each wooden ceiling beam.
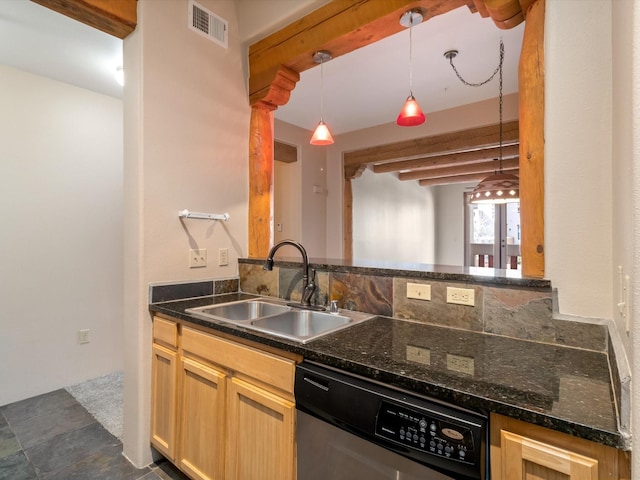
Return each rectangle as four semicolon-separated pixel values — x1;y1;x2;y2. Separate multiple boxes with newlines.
399;157;519;181
417;166;519;186
30;0;137;39
248;0;471;107
344;120;519;166
274;140;298;163
373;143;519;174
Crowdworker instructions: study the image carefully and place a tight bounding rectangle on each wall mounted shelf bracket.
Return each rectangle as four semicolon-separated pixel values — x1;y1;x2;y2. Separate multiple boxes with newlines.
179;209;230;221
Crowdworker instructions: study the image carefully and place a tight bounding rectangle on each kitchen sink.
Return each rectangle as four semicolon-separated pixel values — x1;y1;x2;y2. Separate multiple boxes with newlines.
187;300;290;322
186;298;374;343
249;310;360;343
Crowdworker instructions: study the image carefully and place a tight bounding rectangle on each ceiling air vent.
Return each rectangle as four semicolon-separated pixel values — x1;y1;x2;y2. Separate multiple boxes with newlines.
188;0;228;48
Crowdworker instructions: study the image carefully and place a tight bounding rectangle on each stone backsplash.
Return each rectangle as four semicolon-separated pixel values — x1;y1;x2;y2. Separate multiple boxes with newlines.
238;260;608;353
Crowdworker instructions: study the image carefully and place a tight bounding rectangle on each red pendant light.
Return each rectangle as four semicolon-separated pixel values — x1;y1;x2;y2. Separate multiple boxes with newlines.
310;120;333;145
397;9;425;127
310;50;334;146
397;94;425;126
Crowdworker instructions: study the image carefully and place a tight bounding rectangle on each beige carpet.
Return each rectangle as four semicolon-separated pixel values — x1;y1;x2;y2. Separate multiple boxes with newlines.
66;371;123;440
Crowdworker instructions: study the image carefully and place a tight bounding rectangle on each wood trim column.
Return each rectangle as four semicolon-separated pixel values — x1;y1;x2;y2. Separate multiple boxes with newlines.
342;163;367;261
247;66;300;258
248;107;274;258
519;0;545;277
343;178;353;261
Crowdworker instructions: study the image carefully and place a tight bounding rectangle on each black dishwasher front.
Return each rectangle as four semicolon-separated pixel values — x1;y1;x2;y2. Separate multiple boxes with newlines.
295;361;488;480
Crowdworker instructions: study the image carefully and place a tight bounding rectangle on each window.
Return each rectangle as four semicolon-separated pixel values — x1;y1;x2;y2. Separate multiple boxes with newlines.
464;194;521;270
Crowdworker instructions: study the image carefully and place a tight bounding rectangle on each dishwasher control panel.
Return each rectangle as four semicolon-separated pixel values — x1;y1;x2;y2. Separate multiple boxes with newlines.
375;400;480;466
295;361;487;479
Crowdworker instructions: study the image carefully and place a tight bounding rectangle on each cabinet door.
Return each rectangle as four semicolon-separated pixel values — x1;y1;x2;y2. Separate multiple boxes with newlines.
501;430;599;480
178;357;227;480
226;377;296;480
151;343;177;460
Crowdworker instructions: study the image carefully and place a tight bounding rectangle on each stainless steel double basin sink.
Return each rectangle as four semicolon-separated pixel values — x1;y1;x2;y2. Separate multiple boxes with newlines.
186;298;374;344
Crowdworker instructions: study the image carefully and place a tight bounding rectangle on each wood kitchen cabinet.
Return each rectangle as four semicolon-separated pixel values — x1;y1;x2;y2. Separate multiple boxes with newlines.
226;377;295;480
177;356;226;480
490;413;630;480
150;317;179;461
150;315;300;480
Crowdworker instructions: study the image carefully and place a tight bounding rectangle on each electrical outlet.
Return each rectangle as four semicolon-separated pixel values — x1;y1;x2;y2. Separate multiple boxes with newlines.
78;329;90;344
218;248;229;266
189;249;207;268
406;345;431;365
407;282;431;301
446;354;474;375
446;287;475;306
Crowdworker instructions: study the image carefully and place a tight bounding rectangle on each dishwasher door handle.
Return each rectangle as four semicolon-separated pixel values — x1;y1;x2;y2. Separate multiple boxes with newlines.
302;375;329;391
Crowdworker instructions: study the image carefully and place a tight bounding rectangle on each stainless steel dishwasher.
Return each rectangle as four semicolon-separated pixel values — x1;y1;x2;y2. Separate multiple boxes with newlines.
295;361;488;480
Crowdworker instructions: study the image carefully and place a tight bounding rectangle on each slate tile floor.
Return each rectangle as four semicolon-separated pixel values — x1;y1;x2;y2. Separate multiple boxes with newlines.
0;389;189;480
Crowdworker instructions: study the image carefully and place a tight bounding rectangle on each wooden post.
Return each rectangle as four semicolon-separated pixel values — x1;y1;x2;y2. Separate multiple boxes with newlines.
519;0;545;278
343;178;353;261
248;107;274;259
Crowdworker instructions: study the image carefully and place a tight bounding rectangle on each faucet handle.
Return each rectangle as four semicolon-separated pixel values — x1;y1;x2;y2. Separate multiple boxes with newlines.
329;300;339;314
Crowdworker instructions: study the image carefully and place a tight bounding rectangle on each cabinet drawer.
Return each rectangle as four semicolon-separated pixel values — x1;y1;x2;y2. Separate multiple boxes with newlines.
182;326;295;394
153;317;178;349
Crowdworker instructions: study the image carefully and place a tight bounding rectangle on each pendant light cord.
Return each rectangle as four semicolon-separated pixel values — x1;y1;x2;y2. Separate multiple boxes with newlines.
408;18;414;95
447;39;503;88
447;40;505;171
498;40;504;172
319;57;325;121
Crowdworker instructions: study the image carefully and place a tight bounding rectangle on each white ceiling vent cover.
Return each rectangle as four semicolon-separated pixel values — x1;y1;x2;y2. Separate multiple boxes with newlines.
188;0;228;48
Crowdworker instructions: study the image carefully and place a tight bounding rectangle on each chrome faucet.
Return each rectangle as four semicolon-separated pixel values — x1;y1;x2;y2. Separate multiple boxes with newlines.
263;240;324;310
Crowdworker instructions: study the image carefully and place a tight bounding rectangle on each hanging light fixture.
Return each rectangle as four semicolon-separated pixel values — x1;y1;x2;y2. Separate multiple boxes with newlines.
445;41;519;203
310;50;334;145
397;9;425;127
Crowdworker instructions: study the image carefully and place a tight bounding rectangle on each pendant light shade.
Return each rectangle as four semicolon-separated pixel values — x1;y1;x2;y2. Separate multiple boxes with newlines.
397;94;426;126
310;50;334;146
397;9;425;127
470;172;520;203
310;120;334;145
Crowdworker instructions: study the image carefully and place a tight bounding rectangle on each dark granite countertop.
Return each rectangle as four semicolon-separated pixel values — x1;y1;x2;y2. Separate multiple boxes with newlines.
149;293;627;450
239;257;552;289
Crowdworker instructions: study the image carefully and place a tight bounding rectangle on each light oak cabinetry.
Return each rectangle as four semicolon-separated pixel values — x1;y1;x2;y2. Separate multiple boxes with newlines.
178;356;226;480
150;315;300;480
226;377;295;479
151;317;179;460
490;413;630;480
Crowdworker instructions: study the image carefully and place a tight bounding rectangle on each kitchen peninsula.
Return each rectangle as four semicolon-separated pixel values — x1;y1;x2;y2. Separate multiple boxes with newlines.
149;258;630;479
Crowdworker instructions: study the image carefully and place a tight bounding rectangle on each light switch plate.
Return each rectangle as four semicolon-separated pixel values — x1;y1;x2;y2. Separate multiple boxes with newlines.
189;249;207;268
406;345;431;365
218;248;229;266
407;282;431;301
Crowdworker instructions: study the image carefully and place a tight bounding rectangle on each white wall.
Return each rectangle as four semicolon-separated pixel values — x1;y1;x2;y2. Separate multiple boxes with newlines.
545;0;614;321
612;0;635;350
0;65;123;406
434;183;475;266
275;159;301;243
275;119;327;257
632;1;640;476
122;0;250;466
352;169;435;263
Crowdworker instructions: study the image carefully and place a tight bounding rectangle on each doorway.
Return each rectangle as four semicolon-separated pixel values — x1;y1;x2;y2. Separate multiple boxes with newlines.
465;194;521;270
